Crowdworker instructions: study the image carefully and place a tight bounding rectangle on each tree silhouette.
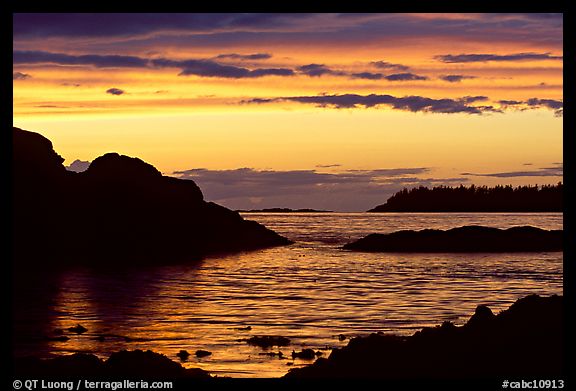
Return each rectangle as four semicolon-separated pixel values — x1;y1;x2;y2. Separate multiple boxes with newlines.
368;183;562;212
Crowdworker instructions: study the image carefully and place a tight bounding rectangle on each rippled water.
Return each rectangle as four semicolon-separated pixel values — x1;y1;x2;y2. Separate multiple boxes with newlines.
13;213;563;377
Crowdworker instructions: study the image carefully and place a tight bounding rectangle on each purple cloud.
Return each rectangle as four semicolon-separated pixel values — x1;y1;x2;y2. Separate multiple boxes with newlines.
13;71;31;80
435;52;562;63
244;93;499;114
439;74;477;83
106;88;125;95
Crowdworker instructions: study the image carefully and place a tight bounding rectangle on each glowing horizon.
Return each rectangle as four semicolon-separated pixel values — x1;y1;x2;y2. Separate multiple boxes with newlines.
13;13;563;211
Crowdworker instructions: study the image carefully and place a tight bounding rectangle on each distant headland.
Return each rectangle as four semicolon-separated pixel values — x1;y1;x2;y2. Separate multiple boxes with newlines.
368;184;562;212
237;208;333;213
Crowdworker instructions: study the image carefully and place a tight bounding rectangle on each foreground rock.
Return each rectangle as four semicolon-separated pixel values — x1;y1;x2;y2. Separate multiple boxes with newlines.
14;349;211;378
13;127;292;268
245;336;291;348
286;294;563;378
343;225;562;253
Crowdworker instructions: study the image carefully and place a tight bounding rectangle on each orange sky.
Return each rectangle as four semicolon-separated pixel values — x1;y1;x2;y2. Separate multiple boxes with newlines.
13;13;563;211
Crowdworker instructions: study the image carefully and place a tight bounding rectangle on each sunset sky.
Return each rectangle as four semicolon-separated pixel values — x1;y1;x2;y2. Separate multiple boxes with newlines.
13;13;563;211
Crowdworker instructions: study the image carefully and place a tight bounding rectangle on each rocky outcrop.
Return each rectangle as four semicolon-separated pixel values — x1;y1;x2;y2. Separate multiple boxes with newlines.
14;349;211;378
286;294;563;378
13;127;292;268
343;226;562;253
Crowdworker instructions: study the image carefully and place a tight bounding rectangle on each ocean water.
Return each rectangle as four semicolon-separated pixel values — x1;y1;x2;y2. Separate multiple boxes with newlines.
13;213;563;378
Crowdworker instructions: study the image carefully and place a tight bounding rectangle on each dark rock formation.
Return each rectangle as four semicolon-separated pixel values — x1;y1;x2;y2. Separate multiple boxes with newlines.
195;350;212;358
245;336;291;348
291;349;318;360
285;294;563;378
14;349;211;378
68;324;88;334
343;225;562;253
12;127;292;268
176;350;190;361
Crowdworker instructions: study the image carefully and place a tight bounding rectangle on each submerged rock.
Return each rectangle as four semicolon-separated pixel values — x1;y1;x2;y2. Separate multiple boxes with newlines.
176;350;190;360
286;294;563;378
343;225;562;253
246;336;291;349
291;349;317;360
67;324;88;334
195;350;212;358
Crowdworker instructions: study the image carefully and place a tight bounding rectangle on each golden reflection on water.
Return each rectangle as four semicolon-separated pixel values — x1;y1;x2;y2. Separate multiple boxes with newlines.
21;213;563;378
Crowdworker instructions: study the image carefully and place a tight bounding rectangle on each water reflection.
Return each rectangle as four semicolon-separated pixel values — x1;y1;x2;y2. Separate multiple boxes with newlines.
13;213;563;377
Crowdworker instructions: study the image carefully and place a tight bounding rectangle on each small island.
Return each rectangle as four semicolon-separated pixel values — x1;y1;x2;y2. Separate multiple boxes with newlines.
343;226;562;253
237;208;333;213
368;184;562;212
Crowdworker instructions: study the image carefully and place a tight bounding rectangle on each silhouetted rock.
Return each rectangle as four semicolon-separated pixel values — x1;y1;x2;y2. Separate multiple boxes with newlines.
14;349;211;378
286;294;563;378
245;336;291;348
176;350;190;361
259;351;284;358
343;226;562;253
44;335;70;342
13;127;292;269
291;349;317;360
68;324;88;334
195;350;212;358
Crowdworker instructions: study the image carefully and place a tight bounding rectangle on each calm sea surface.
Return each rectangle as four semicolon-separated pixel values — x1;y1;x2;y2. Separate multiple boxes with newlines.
13;213;563;377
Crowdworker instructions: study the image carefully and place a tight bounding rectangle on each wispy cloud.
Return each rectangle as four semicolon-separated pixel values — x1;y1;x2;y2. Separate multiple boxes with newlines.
461;163;562;178
214;53;272;61
435;52;562;63
370;60;410;71
384;73;428;81
297;64;346;77
14;50;149;68
13;71;31;80
498;98;563;116
244;93;500;114
439;74;477;83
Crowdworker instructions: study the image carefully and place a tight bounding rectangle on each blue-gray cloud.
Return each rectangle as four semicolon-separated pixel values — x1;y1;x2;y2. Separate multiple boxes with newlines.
66;159;91;172
435;52;562;63
384;73;428;81
297;64;346;77
461;163;562;178
214;53;272;60
106;88;125;95
160;59;294;78
14;50;149;68
439;74;477;83
13;71;31;80
370;61;410;71
13;13;315;38
13;50;294;79
498;98;563;116
13;14;562;51
244;93;499;114
171;166;467;211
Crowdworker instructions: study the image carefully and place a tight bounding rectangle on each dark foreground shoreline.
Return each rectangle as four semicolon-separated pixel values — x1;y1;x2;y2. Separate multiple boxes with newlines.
12;294;564;383
286;294;563;379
